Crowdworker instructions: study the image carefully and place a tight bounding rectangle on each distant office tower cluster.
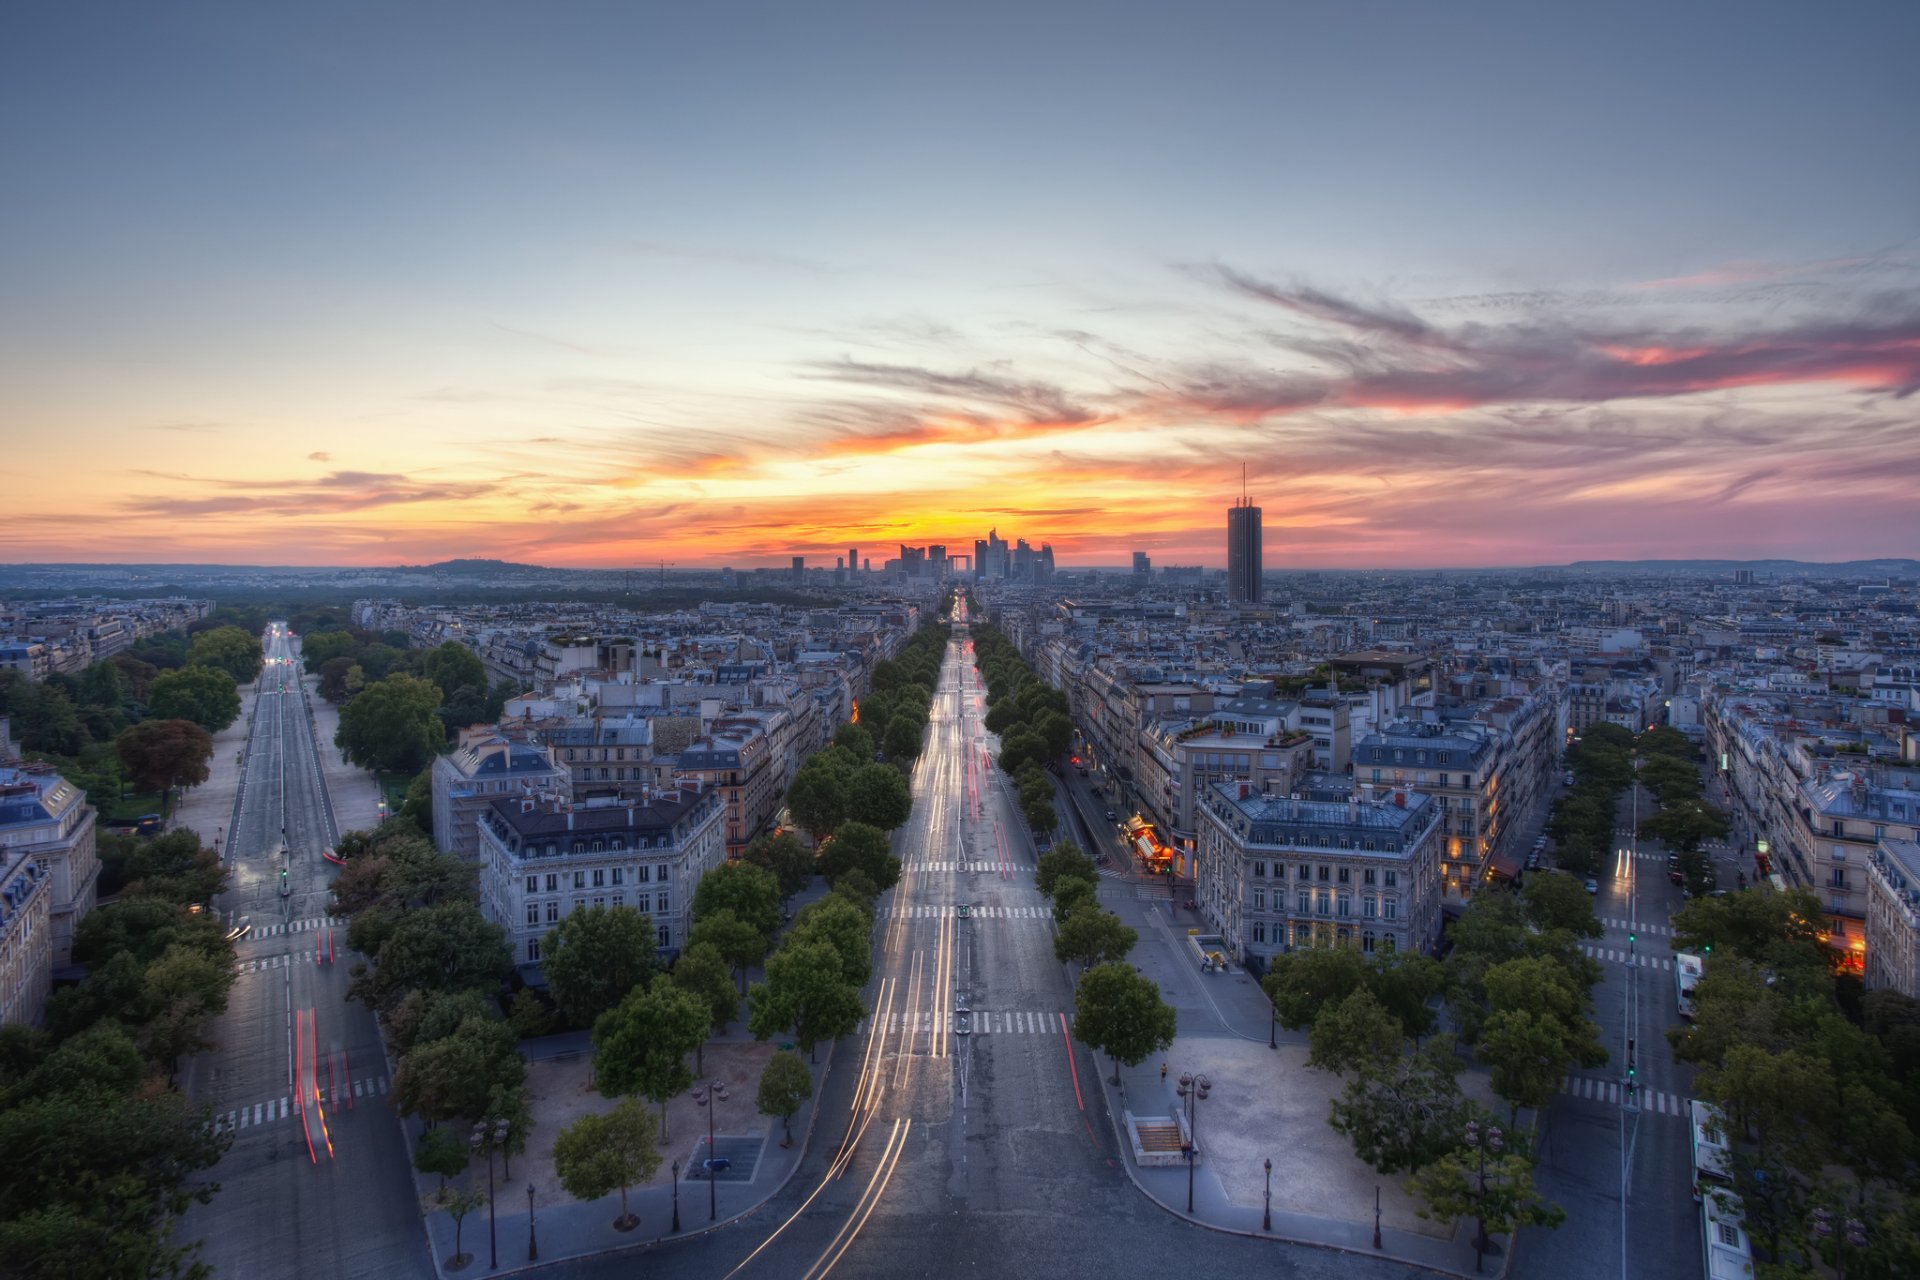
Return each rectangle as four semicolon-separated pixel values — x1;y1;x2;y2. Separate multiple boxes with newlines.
972;528;1054;583
1227;495;1263;604
803;531;1052;583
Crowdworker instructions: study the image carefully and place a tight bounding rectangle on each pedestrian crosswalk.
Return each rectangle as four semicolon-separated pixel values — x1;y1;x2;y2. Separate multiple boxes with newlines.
876;1009;1062;1035
911;861;1019;873
214;1076;389;1133
1560;1074;1687;1117
1601;917;1672;937
876;904;1053;920
251;917;331;937
235;952;321;974
1580;943;1673;971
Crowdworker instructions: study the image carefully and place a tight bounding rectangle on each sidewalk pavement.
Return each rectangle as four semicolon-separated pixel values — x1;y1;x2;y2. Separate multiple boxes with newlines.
414;1027;836;1278
1085;845;1504;1278
168;681;260;856
301;671;384;836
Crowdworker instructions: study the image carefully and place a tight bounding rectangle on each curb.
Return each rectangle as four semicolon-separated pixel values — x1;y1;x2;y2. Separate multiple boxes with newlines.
419;1040;840;1280
1088;1032;1493;1279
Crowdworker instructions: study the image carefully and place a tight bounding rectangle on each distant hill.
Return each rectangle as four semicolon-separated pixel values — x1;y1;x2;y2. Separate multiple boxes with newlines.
394;558;548;576
1562;559;1920;577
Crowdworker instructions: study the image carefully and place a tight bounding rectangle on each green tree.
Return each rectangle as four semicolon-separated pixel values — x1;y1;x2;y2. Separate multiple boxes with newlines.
1262;945;1368;1030
1022;790;1058;838
1072;962;1177;1085
668;942;740;1038
147;664;241;733
1479;1009;1581;1124
788;894;876;988
692;860;783;938
77;659;132;714
507;987;555;1040
413;1125;469;1188
335;673;444;773
186;625;264;683
816;821;900;891
419;642;486;704
593;979;710;1137
846;763;912;831
1328;1033;1468;1175
1308;987;1406;1077
350;900;512;1014
1035;843;1098;899
1519;873;1604;940
299;628;359;675
756;1049;813;1146
1052;875;1097;923
741;830;816;902
114;718;213;812
0;1085;228;1278
1640;798;1729;852
786;760;850;840
541;905;659;1030
1053;906;1138;969
832;721;874;762
391;1016;525;1128
748;940;867;1062
1407;1139;1564;1261
424;1180;487;1268
1635;726;1697;760
690;908;770;996
883;714;926;762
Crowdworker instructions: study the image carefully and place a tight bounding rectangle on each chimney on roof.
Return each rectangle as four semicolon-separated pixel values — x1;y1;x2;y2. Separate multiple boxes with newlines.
1237;780;1251;800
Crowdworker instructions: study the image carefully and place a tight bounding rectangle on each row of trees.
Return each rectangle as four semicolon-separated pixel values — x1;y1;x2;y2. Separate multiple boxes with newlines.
1671;885;1920;1274
1033;843;1175;1084
0;826;236;1274
1544;722;1637;873
969;624;1072;781
1630;727;1729;894
325;828;529;1162
849;622;948;767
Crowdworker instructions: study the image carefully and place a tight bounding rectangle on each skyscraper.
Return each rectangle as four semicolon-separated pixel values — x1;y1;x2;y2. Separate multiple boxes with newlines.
1227;496;1262;604
849;546;858;575
791;555;805;585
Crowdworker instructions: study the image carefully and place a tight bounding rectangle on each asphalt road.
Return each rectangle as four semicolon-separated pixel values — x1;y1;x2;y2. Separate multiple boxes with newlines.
541;605;1433;1280
179;623;430;1279
1517;779;1701;1280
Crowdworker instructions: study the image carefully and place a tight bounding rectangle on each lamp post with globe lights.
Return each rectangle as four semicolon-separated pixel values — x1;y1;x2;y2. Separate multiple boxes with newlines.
1176;1071;1211;1214
1464;1120;1503;1274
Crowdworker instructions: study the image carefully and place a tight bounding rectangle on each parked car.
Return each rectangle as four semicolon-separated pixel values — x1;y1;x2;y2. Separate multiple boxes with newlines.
1584;878;1599;895
1105;809;1117;822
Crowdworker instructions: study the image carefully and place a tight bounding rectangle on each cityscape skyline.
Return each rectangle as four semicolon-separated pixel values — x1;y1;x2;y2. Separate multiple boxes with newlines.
4;4;1918;571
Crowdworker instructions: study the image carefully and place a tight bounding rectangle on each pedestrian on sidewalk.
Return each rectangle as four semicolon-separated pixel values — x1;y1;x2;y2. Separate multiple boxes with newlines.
1160;1062;1167;1082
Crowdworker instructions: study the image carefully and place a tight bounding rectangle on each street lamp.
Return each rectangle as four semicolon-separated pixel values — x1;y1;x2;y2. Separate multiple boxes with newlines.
1463;1120;1503;1274
1176;1071;1211;1214
470;1117;510;1271
1263;1157;1272;1232
695;1079;730;1221
526;1183;537;1261
671;1160;681;1233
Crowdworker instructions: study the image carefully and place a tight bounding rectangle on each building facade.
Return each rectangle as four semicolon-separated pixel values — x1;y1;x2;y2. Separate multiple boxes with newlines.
1865;837;1920;999
1226;501;1263;605
1196;781;1443;971
0;763;99;970
476;787;726;976
0;846;51;1026
431;735;570;862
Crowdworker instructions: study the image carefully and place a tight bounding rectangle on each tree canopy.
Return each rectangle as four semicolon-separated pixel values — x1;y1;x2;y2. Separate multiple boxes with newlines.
147;664;241;733
1072;962;1176;1084
335;672;444;773
541;905;658;1029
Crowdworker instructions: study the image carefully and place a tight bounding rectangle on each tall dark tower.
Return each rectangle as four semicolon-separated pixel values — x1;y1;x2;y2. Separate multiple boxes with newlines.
1226;468;1262;604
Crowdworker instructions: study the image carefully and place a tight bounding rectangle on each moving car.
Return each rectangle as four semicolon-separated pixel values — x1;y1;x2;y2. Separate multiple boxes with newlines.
954;1006;972;1036
1104;809;1117;822
1584;878;1599;895
956;903;971;919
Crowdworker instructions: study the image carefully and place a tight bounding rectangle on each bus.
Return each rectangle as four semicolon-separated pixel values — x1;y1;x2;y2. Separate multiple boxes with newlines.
1688;1100;1732;1200
1676;950;1704;1020
1691;1100;1753;1277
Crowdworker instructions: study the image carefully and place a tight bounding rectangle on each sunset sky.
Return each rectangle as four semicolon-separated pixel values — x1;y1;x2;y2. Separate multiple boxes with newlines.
3;2;1917;569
